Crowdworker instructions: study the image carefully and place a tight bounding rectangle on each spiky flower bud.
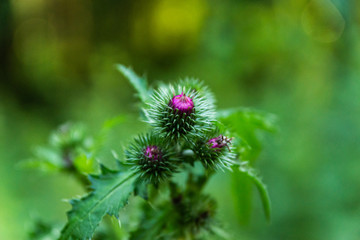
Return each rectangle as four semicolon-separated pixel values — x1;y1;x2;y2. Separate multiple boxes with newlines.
192;130;235;170
125;134;178;183
146;79;215;142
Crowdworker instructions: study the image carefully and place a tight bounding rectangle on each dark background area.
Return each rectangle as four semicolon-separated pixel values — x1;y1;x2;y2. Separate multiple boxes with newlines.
0;0;360;239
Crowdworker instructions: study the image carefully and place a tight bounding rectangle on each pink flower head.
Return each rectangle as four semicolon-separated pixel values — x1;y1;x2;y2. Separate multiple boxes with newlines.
208;135;233;151
170;92;194;114
145;145;161;161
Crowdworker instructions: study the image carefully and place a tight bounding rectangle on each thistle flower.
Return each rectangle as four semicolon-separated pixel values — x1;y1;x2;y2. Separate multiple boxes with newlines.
170;92;194;114
145;79;215;142
125;134;178;183
208;135;233;151
144;145;161;161
192;130;235;170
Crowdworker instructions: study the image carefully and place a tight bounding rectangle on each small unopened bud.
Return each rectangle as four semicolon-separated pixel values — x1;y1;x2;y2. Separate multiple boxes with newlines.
170;92;194;114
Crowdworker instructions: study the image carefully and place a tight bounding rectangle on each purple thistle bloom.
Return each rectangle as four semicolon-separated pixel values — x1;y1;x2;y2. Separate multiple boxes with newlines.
145;145;161;161
208;135;233;151
170;92;194;114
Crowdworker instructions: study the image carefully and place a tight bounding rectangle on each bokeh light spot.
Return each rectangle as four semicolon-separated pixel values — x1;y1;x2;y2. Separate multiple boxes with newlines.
301;0;345;43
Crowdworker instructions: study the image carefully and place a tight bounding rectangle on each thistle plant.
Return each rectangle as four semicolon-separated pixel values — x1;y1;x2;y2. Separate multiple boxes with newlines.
24;65;276;240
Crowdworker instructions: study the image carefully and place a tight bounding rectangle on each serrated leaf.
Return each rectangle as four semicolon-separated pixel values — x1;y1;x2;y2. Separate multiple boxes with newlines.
116;64;150;102
238;166;271;222
59;166;137;240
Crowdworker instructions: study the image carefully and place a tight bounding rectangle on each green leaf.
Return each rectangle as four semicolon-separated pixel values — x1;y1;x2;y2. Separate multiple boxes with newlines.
237;165;271;222
59;164;137;240
115;64;150;102
217;107;277;161
231;170;253;225
19;158;61;173
133;180;148;200
28;220;60;240
73;153;97;174
19;147;64;173
219;108;274;223
210;225;232;240
130;209;169;240
217;107;277;132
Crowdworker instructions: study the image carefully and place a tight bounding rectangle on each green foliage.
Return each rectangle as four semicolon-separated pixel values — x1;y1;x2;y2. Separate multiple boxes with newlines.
130;175;219;240
22;116;126;176
217;108;277;161
217;108;276;224
21;123;95;174
116;64;151;103
28;220;60;240
21;146;64;173
59;164;137;240
236;163;271;222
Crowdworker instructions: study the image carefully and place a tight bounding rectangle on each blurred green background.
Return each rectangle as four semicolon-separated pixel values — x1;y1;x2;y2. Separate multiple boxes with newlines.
1;0;360;239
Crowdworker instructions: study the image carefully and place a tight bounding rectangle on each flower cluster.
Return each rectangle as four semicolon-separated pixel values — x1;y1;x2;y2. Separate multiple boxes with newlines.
126;79;235;183
28;66;273;240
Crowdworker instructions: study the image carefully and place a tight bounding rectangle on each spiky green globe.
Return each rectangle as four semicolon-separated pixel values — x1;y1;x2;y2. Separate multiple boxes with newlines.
192;129;235;170
145;79;215;142
125;134;178;183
